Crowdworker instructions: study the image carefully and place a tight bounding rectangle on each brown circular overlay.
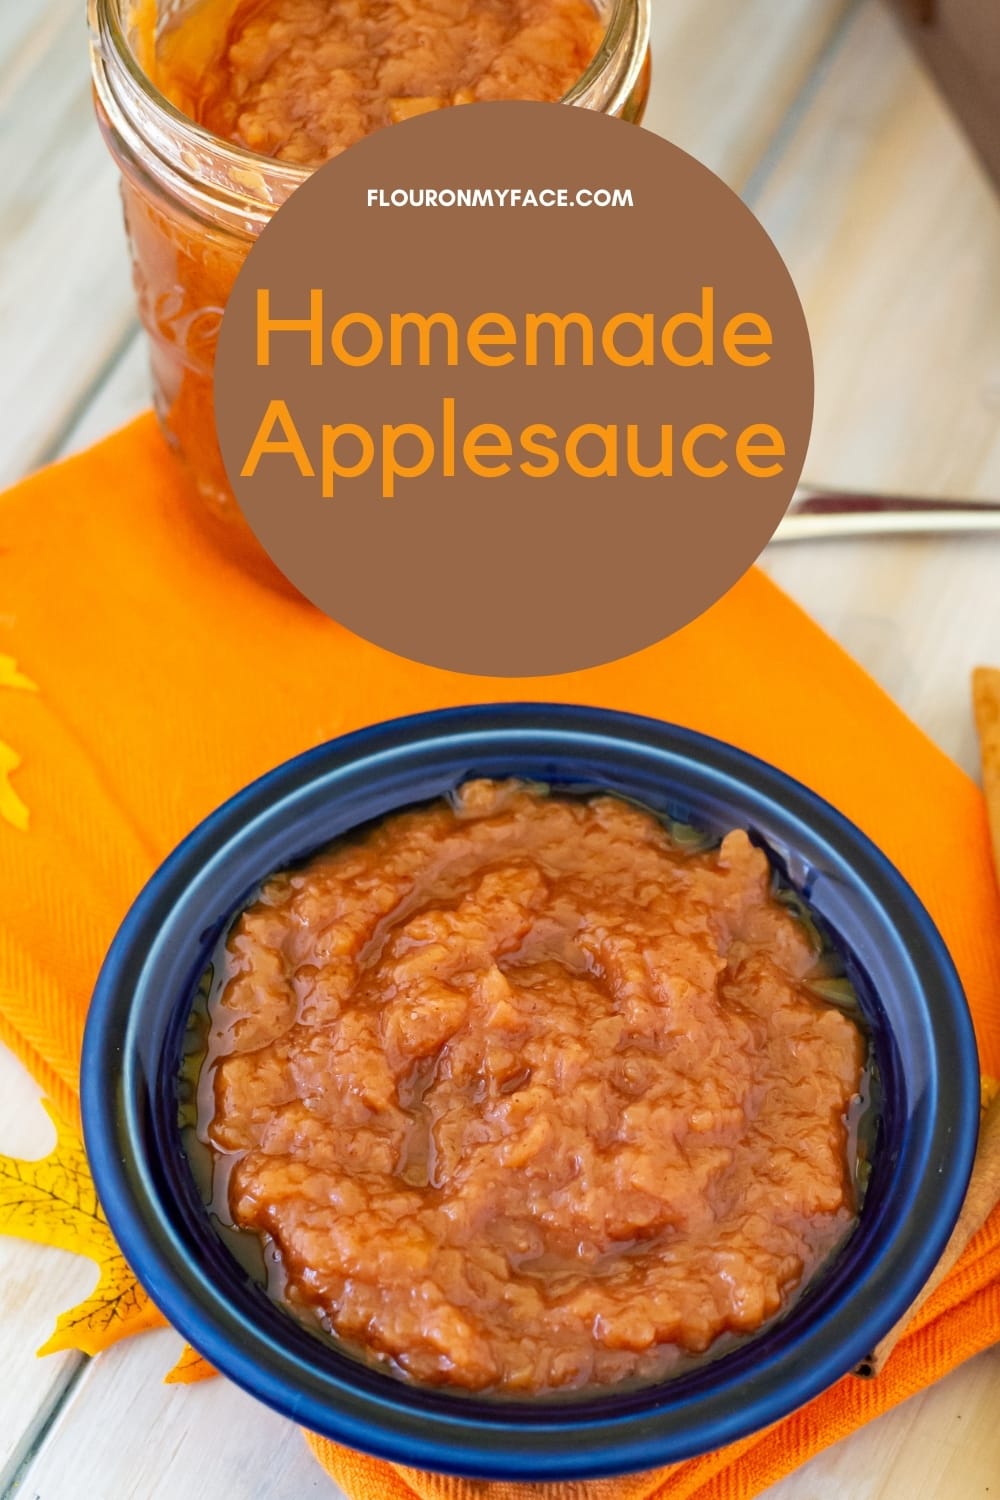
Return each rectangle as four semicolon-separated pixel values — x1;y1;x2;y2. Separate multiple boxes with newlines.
215;102;812;676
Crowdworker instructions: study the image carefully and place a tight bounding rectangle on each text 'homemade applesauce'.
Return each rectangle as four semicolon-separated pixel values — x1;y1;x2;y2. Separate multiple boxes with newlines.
181;780;870;1395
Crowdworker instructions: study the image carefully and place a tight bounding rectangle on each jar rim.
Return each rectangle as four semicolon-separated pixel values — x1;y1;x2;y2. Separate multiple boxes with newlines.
93;0;651;198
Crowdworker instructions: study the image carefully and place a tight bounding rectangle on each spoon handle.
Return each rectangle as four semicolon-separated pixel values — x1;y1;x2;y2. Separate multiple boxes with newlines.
775;487;1000;541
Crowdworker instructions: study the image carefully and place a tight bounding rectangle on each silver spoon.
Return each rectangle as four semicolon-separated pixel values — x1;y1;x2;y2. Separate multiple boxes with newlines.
774;486;1000;541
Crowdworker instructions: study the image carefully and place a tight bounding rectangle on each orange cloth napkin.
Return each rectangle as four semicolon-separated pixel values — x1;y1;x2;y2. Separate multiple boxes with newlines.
1;412;998;1498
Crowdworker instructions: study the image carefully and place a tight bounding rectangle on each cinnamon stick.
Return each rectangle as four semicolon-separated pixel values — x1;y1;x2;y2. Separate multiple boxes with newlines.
973;666;1000;893
852;666;1000;1377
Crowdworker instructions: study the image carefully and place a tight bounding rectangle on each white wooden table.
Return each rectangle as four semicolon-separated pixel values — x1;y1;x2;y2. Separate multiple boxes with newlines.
2;2;1000;1495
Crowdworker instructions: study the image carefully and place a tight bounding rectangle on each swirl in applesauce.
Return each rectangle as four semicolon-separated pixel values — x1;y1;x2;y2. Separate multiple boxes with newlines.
193;780;867;1394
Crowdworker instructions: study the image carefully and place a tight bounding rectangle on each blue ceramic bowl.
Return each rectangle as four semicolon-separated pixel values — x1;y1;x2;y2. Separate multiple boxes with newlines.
82;704;979;1480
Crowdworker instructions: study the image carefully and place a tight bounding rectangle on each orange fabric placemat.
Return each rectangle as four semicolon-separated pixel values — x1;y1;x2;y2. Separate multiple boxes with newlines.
1;412;998;1497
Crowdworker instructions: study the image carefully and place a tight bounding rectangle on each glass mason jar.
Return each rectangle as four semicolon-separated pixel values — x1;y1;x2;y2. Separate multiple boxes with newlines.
89;0;652;584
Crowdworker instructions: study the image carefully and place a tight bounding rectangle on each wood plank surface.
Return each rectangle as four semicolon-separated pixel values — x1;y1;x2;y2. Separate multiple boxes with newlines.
0;1054;89;1491
0;0;77;84
58;329;150;457
0;0;137;483
640;0;854;188
750;0;1000;500
752;0;1000;779
11;1328;340;1500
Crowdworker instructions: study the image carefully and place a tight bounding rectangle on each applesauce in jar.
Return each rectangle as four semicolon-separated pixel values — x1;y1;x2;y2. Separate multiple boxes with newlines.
89;0;651;583
155;0;607;163
185;780;869;1394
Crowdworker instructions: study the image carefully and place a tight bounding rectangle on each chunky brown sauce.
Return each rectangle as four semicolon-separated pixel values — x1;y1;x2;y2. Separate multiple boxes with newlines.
194;781;866;1394
154;0;605;163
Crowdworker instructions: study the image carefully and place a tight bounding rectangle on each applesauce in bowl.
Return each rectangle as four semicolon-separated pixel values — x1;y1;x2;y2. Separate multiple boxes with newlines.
184;777;869;1395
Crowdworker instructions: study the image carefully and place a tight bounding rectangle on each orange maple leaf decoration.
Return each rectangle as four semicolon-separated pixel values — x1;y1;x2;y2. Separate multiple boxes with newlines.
165;1342;218;1384
0;651;37;832
0;1099;214;1382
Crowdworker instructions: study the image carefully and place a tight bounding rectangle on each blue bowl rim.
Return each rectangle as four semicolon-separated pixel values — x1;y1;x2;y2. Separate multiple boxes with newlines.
81;702;981;1480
